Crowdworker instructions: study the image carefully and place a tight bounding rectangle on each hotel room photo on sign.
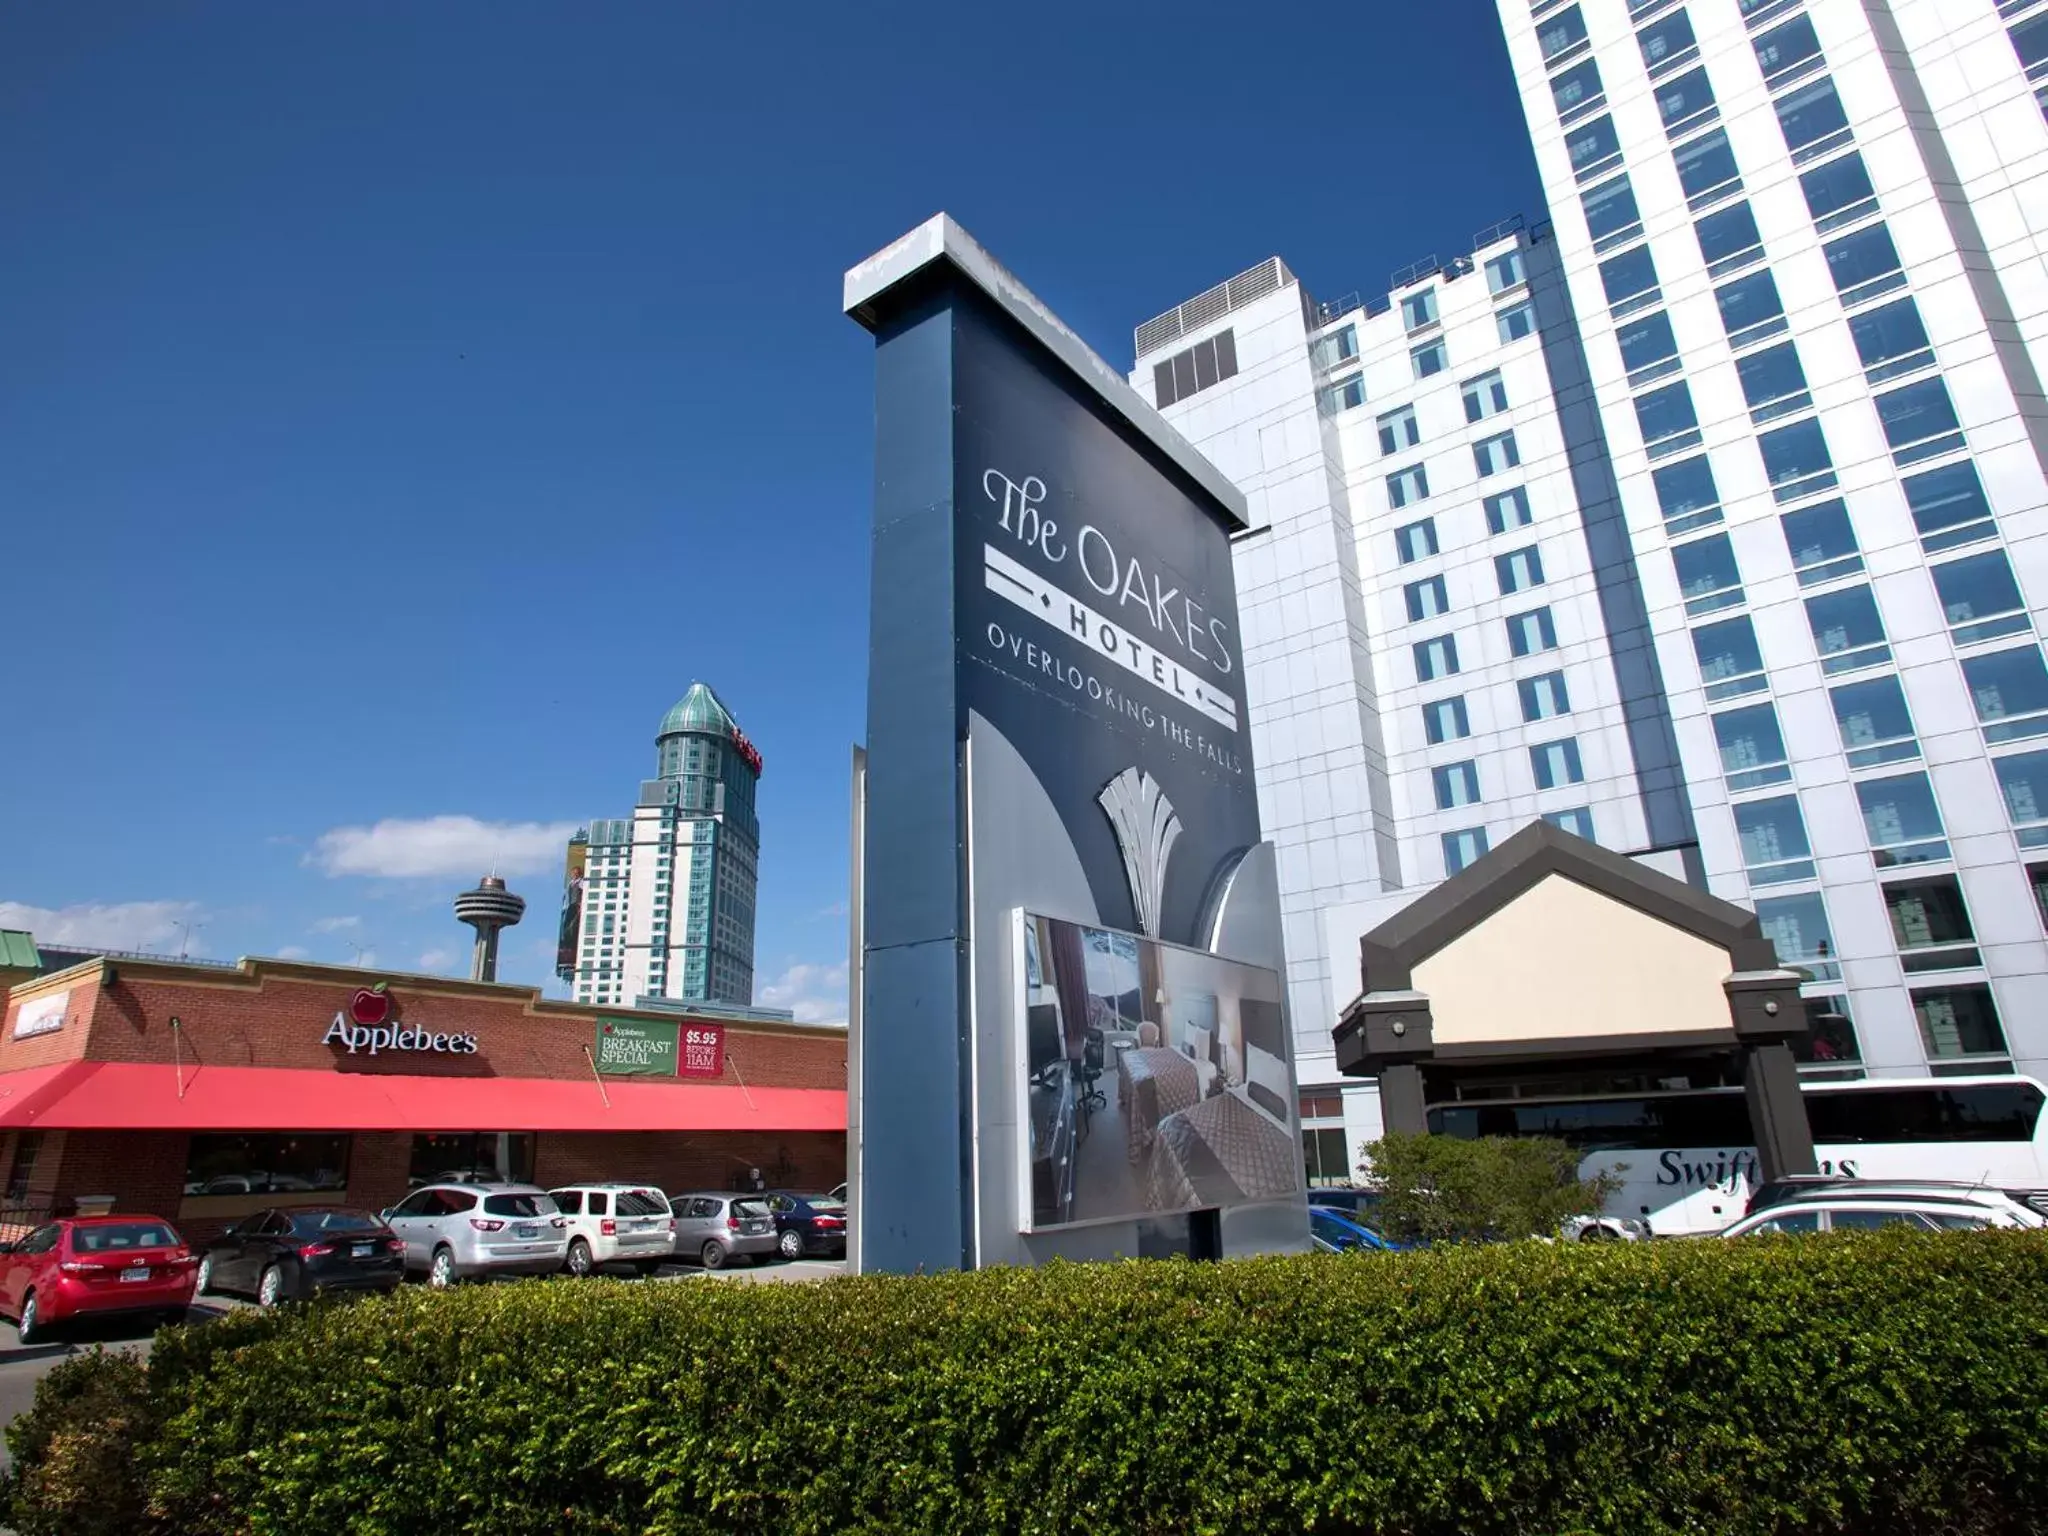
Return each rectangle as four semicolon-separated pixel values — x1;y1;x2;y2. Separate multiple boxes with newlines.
1019;912;1299;1231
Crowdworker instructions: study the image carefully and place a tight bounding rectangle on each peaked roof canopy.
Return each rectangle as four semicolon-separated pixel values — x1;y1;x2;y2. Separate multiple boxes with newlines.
658;682;738;740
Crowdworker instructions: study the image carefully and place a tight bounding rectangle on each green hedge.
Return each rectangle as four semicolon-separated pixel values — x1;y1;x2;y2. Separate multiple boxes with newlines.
13;1234;2048;1534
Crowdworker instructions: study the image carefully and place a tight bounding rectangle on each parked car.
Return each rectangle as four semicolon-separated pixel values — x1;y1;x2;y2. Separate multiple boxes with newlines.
670;1193;779;1269
196;1207;404;1306
1746;1175;2048;1222
1560;1214;1650;1242
548;1184;676;1276
760;1192;848;1259
1307;1206;1406;1254
379;1183;569;1288
0;1216;198;1343
1307;1188;1384;1224
828;1182;847;1202
1720;1191;2046;1237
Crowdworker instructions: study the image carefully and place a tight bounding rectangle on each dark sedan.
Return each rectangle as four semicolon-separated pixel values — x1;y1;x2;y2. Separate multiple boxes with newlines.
761;1192;847;1259
197;1207;404;1306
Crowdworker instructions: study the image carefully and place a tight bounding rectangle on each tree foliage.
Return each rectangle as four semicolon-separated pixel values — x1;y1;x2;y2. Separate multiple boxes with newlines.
1360;1130;1623;1244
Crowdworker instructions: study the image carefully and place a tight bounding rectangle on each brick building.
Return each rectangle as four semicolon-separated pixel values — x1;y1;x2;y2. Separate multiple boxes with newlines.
0;951;845;1244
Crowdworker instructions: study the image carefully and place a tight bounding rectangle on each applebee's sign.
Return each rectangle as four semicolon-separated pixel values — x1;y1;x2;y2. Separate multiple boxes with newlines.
322;984;478;1057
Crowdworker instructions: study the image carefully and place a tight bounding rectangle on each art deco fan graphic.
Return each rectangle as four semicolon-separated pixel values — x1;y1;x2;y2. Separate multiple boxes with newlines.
1098;767;1181;939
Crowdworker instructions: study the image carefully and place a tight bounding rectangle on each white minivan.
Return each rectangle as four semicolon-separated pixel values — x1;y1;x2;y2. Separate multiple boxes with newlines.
548;1183;676;1276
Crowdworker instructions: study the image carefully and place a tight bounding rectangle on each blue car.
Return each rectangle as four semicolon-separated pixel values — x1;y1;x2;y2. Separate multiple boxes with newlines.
1309;1205;1406;1253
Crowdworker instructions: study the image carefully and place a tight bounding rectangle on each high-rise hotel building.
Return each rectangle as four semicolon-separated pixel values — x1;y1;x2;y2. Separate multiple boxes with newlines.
1133;0;2048;1165
559;683;763;1008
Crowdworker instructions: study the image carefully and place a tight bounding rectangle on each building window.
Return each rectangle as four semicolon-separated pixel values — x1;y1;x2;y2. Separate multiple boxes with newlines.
1387;464;1430;509
1463;370;1510;423
1736;341;1813;424
1805;585;1891;675
1432;761;1483;810
1674;128;1742;210
1460;482;1524;542
1543;807;1596;840
185;1134;351;1197
1518;671;1571;722
4;1133;43;1205
1759;416;1838;503
1378;405;1420;455
1883;876;1980;972
1473;431;1521;477
1875;377;1966;468
1414;634;1460;683
1582;176;1643;252
1996;750;2048;847
1674;532;1744;616
1831;675;1920;770
1656;66;1719;138
1780;499;1863;587
1496;545;1545;595
1774;75;1853;163
1800;150;1879;234
1507;606;1559;657
1411;338;1449;379
1152;328;1239;409
1654;454;1723;535
1566;114;1622;182
1485;249;1526;293
1423;695;1471;744
1401;289;1439;331
1717;269;1787;350
1442;827;1491;875
1912;985;2010;1070
1696;201;1764;278
1755;891;1838;982
1692;615;1767;700
1316;374;1366;416
1634;380;1702;459
1755;13;1824;86
1901;462;1997;555
408;1133;534;1187
1638;9;1698;76
1932;550;2031;646
1404;575;1451;622
1617;310;1681;387
1849;298;1934;386
1796;995;1861;1073
1309;325;1359;371
1498;300;1537;342
1552;56;1605;121
1531;738;1586;790
1735;796;1817;885
1395;519;1439;563
1714;702;1792;792
1600;245;1661;314
1856;772;1949;867
1824;224;1906;307
1302;1115;1354;1190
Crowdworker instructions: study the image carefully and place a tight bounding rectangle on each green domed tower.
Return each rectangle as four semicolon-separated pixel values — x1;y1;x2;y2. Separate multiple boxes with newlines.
559;682;762;1007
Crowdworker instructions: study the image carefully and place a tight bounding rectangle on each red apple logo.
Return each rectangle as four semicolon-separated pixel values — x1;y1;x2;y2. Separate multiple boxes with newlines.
349;984;392;1026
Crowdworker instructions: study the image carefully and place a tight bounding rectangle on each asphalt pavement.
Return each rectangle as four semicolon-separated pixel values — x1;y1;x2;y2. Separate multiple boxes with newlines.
0;1254;846;1472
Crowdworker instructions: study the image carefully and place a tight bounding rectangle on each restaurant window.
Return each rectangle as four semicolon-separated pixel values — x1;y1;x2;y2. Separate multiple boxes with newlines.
407;1132;535;1189
184;1134;351;1197
4;1132;43;1205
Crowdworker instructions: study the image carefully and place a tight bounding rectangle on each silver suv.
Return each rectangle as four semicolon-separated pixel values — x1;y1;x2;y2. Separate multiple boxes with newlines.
381;1183;569;1288
671;1193;778;1269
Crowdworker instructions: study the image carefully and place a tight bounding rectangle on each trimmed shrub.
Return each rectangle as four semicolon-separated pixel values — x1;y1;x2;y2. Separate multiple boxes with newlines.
1361;1131;1622;1243
0;1347;157;1536
15;1235;2048;1534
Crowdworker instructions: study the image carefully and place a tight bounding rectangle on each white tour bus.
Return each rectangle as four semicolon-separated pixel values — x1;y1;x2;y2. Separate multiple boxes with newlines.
1427;1075;2048;1236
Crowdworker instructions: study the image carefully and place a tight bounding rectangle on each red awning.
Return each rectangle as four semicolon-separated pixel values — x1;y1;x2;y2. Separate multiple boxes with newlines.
0;1061;845;1134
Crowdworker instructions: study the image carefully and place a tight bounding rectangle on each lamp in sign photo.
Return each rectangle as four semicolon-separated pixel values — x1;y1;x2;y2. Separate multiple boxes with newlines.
680;1022;725;1078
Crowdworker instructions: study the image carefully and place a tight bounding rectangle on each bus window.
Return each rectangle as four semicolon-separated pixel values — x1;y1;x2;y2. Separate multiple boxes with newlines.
1804;1083;2045;1144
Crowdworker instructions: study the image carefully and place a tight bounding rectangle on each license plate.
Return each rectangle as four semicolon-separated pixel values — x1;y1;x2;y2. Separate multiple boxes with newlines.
352;1242;373;1258
515;1224;539;1240
120;1266;149;1283
749;1222;770;1234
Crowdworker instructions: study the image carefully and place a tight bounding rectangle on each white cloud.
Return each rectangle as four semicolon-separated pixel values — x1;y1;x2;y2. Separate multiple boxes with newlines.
0;899;201;954
416;948;455;972
311;915;362;933
307;816;578;881
814;901;849;920
756;959;849;1024
275;945;311;960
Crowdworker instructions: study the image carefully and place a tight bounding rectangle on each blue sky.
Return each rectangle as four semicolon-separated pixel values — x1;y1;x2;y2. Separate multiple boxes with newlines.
0;2;1541;1020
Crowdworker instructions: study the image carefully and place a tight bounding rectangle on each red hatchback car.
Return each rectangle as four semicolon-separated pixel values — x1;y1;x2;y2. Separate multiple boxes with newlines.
0;1216;199;1344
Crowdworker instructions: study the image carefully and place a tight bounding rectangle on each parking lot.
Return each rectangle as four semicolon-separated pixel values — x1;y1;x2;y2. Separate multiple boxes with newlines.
0;1254;845;1471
